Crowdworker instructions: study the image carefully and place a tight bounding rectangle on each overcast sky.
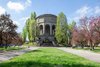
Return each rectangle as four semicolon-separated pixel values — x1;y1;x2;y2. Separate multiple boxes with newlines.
0;0;100;33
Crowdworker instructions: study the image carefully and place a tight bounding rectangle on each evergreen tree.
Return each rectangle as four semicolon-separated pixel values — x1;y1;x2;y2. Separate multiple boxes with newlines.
26;18;30;41
29;12;36;41
55;14;62;44
55;12;68;45
22;26;27;42
24;12;37;42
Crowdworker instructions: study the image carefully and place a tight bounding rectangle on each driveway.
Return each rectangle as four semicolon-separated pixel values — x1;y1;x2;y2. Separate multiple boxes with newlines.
58;47;100;63
0;47;39;62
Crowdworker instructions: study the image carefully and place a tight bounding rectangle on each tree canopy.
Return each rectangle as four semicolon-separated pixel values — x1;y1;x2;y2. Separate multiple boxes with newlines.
55;12;68;46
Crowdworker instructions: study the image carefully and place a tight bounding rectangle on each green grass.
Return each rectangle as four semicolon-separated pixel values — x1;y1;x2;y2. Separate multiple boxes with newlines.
24;42;38;47
0;46;24;51
74;47;100;53
0;48;100;67
92;47;100;53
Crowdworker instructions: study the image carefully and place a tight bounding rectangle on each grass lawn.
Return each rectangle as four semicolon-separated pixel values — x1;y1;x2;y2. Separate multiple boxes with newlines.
0;48;100;67
24;42;38;47
0;46;24;51
74;47;100;53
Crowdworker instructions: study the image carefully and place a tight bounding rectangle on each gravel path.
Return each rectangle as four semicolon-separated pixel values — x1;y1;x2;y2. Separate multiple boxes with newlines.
0;47;39;63
58;47;100;63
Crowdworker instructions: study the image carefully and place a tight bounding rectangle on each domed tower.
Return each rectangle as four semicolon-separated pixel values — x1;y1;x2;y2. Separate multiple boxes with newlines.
36;14;57;44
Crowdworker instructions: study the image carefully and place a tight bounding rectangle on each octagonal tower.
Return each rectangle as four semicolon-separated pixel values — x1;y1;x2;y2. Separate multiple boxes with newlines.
36;14;57;45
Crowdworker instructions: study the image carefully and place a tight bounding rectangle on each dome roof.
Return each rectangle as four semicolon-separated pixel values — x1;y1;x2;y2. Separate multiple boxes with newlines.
37;14;57;18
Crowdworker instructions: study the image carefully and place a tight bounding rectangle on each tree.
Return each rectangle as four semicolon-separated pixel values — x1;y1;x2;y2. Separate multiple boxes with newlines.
26;18;30;41
22;26;27;42
12;33;23;46
71;26;79;47
68;21;76;46
55;12;68;46
29;12;36;41
76;16;100;50
0;13;17;48
89;16;100;46
55;13;62;44
24;12;37;42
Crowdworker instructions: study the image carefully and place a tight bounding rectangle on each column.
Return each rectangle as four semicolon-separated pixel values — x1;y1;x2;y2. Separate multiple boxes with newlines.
43;24;45;35
50;24;52;35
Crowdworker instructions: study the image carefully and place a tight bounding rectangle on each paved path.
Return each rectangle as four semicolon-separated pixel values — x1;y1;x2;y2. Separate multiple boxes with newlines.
58;47;100;63
0;47;39;63
0;47;100;63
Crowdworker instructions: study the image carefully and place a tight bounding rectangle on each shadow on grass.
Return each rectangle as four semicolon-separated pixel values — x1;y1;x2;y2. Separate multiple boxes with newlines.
0;47;23;52
74;47;100;53
32;50;42;52
93;49;100;53
0;61;95;67
26;50;42;53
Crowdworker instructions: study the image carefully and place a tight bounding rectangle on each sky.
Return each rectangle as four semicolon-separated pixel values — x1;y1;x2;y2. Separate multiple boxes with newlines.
0;0;100;33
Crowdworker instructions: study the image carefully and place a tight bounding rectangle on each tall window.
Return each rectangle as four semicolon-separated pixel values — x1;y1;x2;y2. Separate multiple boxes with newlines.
39;25;43;35
45;24;50;35
52;25;55;35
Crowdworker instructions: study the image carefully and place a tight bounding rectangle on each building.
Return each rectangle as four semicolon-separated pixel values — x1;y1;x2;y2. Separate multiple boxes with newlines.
36;14;57;46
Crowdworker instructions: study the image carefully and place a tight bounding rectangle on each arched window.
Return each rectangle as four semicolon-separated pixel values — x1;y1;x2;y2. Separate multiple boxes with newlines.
39;25;43;35
45;24;50;35
52;25;55;35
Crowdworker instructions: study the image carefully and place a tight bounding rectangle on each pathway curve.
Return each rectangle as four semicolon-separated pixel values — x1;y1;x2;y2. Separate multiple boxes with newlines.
0;47;39;63
58;47;100;63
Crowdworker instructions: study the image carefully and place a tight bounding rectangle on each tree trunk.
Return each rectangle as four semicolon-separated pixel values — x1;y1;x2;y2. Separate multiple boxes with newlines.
89;41;94;50
1;32;2;45
92;43;95;50
81;42;84;49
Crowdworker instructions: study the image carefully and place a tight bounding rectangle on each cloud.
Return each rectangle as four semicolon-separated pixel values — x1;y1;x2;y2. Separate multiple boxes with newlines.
7;1;24;12
7;0;32;12
13;21;20;26
76;6;91;17
73;6;91;22
94;6;100;14
73;6;100;22
19;16;29;21
16;16;29;33
13;20;22;33
76;6;89;15
0;6;6;15
25;0;32;7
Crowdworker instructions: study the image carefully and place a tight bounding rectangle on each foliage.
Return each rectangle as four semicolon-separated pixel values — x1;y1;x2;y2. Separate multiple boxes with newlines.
11;34;23;46
68;21;76;46
29;12;36;41
22;26;27;42
23;12;37;42
71;16;100;50
26;18;30;41
55;12;68;45
0;13;22;48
